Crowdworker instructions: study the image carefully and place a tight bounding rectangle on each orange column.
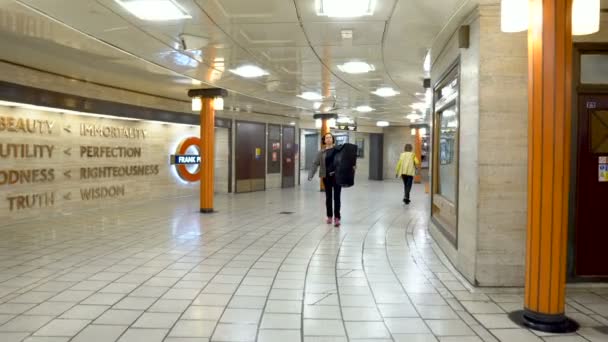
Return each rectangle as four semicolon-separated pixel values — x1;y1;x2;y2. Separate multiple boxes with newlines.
414;129;422;184
200;98;215;213
520;0;577;333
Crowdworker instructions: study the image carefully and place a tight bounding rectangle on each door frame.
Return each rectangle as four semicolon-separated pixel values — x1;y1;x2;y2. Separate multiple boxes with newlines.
567;43;608;281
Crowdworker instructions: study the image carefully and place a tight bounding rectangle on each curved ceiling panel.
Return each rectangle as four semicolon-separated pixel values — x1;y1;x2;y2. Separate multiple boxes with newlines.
2;0;480;124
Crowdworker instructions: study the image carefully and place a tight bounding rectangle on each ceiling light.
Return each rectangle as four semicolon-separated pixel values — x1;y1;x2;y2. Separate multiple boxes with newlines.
355;105;374;112
572;0;600;36
290;122;296;126
298;92;323;101
376;121;390;127
115;0;191;21
337;117;352;124
341;29;353;40
410;102;427;110
313;102;322;110
423;51;431;73
338;61;375;74
229;65;268;78
372;87;400;97
500;0;528;33
317;0;374;17
406;113;422;120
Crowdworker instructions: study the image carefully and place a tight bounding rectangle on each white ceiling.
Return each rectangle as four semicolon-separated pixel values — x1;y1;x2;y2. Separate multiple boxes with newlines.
0;0;509;124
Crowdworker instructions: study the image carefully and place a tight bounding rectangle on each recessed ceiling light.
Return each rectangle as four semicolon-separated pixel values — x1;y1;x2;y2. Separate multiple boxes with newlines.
229;65;268;78
115;0;191;21
317;0;374;17
410;102;427;110
341;29;353;40
423;51;431;72
372;87;400;97
406;113;422;120
298;92;323;101
376;121;390;127
338;61;375;74
355;105;374;112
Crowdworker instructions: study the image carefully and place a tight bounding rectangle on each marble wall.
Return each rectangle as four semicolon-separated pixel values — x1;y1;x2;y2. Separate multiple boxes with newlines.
0;106;203;226
430;9;482;284
430;5;528;286
430;6;608;286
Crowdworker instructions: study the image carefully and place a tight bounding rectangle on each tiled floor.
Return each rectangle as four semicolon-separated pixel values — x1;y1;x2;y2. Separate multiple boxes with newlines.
0;180;607;342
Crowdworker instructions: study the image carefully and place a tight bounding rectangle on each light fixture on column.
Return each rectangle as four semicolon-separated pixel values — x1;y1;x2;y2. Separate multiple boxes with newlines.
191;97;202;112
500;0;529;33
213;97;224;111
419;127;427;136
572;0;600;36
315;119;322;128
328;118;337;128
411;128;417;136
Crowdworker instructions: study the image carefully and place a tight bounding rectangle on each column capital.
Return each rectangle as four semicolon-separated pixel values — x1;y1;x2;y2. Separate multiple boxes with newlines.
187;88;228;99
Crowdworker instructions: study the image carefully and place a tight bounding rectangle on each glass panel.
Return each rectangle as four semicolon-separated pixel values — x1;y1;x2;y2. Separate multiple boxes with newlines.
581;54;608;84
438;106;458;203
591;110;608;153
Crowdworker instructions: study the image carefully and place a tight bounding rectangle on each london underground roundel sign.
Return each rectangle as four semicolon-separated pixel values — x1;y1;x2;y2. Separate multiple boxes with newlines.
170;137;201;182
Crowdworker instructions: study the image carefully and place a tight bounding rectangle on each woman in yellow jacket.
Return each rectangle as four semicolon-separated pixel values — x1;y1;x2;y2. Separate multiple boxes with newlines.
395;144;420;204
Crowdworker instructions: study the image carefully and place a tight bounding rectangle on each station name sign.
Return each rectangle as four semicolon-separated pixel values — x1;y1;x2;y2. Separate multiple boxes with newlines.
171;155;201;165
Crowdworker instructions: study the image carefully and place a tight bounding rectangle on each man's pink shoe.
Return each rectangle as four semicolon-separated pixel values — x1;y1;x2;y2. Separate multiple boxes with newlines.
334;218;341;227
326;217;332;224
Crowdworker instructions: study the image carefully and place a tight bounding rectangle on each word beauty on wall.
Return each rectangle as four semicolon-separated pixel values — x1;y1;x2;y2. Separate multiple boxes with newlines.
170;136;202;182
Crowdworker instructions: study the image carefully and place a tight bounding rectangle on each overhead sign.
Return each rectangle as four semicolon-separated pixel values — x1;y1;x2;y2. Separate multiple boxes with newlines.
170;137;201;182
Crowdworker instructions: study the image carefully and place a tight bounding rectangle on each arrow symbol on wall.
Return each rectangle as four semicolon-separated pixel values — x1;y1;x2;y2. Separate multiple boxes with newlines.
64;170;71;178
63;125;71;133
63;193;71;200
63;148;71;156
